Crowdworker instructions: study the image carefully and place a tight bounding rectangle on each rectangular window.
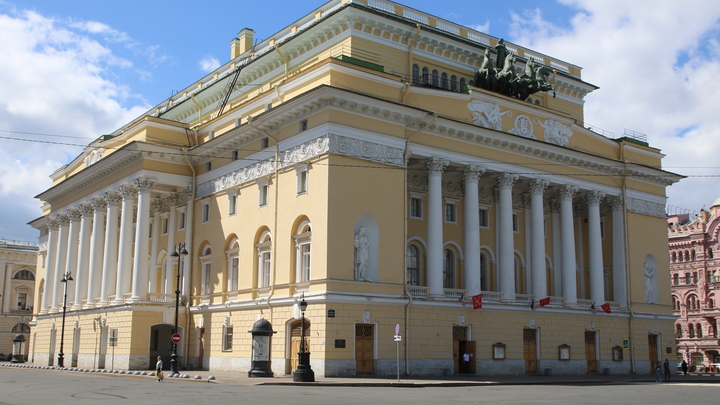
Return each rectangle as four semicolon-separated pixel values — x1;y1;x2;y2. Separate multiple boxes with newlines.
223;327;233;351
17;292;27;310
301;244;311;282
231;150;238;161
479;208;489;228
205;162;212;172
261;138;269;149
445;201;457;223
262;252;272;287
299;119;308;132
202;203;210;223
178;212;186;230
202;263;211;294
673;274;679;286
693;272;698;284
259;184;269;207
600;218;606;240
685;273;691;284
230;257;239;291
410;198;422;219
162;217;168;235
512;212;519;232
297;168;308;195
228;194;237;216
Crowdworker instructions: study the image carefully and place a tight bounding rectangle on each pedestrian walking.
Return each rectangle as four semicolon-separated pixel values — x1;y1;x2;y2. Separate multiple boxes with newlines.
655;362;661;382
681;360;688;375
663;358;670;382
156;356;164;382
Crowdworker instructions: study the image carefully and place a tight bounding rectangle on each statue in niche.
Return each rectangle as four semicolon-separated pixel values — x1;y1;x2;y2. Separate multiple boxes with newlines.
644;262;656;303
354;226;370;281
473;38;556;101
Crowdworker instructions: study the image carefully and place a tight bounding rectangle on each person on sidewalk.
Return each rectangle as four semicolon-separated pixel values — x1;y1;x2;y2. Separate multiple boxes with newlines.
681;360;688;375
663;359;670;382
462;352;471;373
156;356;164;382
655;362;661;382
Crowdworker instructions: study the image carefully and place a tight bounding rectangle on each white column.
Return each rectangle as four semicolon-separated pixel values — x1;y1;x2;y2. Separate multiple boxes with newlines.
182;195;193;298
63;208;82;307
85;198;107;308
496;173;518;300
587;191;606;305
611;196;627;305
40;218;59;314
114;185;137;304
463;165;485;297
529;179;549;298
559;185;578;305
130;178;156;302
426;158;448;298
164;206;177;294
148;209;161;295
99;192;122;305
52;214;70;312
73;204;93;309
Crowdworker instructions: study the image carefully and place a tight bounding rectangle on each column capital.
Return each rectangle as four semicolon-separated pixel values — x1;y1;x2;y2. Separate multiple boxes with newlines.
56;213;71;226
105;191;123;206
528;179;550;195
424;157;449;175
610;196;624;211
119;184;138;200
67;208;82;222
46;217;59;230
462;165;485;182
135;177;157;192
585;190;606;205
91;196;108;211
558;184;578;201
78;203;94;217
495;173;519;189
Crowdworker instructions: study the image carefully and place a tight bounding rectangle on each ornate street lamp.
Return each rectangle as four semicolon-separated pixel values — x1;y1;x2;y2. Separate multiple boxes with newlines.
58;271;73;368
293;295;314;382
170;243;188;375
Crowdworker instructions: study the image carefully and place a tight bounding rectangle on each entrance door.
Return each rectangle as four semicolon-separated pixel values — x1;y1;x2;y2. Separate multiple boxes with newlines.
453;326;475;374
355;324;374;375
523;329;537;373
290;320;310;372
648;334;658;373
197;327;205;370
585;331;597;373
466;341;476;374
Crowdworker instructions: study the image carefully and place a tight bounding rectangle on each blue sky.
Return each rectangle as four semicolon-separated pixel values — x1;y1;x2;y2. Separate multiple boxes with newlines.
1;0;720;241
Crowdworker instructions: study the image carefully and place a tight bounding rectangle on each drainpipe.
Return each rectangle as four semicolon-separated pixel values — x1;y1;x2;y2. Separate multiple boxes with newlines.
248;116;281;323
620;142;635;374
182;145;197;368
402;24;421;104
402;112;436;375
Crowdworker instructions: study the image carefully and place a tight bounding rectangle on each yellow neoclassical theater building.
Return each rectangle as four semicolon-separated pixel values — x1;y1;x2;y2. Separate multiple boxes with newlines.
30;0;682;376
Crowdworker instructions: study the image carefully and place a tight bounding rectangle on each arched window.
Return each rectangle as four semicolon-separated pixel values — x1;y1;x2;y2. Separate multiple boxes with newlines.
431;69;439;87
412;64;420;85
685;251;690;261
441;72;448;89
676;324;682;338
709;248;714;259
443;249;455;289
450;75;458;91
692;250;696;260
689;324;695;338
679;252;683;262
11;323;30;333
294;222;312;283
13;269;34;280
468;79;475;87
406;245;420;286
226;239;239;291
200;246;212;295
480;253;488;291
459;77;467;92
421;67;429;85
256;231;272;288
672;296;677;310
697;323;703;338
672;252;677;262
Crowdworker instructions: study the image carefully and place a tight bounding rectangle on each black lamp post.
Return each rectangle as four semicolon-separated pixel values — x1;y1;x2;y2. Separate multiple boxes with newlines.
170;243;188;375
293;295;315;382
58;271;73;368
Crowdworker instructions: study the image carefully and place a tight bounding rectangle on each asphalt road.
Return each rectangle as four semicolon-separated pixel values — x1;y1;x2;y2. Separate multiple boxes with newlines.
1;368;717;405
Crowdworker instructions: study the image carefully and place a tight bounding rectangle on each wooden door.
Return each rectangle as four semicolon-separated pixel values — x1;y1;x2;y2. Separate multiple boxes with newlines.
466;340;477;374
523;329;537;373
355;324;374;375
197;327;205;370
453;326;468;374
648;334;658;373
453;340;460;374
585;331;597;373
290;320;309;372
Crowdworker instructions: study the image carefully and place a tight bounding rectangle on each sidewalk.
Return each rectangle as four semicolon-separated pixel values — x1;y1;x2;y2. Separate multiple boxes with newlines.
3;363;720;386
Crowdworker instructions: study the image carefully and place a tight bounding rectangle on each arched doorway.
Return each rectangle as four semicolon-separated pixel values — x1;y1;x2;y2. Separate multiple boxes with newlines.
149;324;183;370
287;319;310;374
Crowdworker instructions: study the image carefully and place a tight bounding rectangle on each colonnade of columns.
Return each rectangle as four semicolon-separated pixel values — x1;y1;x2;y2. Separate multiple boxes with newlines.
40;177;160;314
421;157;626;306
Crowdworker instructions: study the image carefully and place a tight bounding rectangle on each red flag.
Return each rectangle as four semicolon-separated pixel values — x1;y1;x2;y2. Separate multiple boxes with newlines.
601;303;612;313
472;294;483;309
539;297;551;306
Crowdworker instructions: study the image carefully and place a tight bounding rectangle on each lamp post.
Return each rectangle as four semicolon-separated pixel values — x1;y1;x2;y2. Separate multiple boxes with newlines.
169;244;188;375
58;271;73;368
293;295;315;382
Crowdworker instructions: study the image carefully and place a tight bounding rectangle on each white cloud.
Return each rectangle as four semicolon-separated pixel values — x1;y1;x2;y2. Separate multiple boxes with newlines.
469;22;491;34
507;0;720;212
0;9;148;241
199;56;220;72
